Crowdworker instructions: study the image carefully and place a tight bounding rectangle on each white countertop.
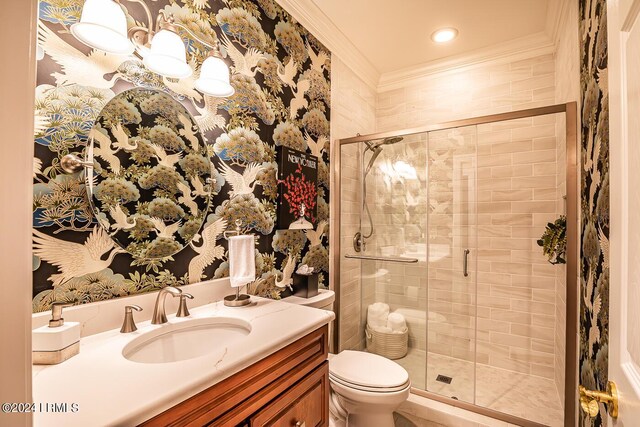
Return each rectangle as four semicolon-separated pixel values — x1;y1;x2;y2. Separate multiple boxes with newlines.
32;297;334;426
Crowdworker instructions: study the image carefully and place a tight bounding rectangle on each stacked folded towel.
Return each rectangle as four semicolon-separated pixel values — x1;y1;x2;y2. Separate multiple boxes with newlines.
367;302;389;329
367;303;408;334
387;312;407;332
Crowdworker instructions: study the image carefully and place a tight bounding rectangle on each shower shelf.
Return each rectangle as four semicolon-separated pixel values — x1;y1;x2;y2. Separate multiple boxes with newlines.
345;254;418;263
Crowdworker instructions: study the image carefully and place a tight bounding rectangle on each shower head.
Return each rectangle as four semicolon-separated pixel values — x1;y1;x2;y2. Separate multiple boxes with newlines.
364;136;404;151
363;136;404;176
382;136;403;145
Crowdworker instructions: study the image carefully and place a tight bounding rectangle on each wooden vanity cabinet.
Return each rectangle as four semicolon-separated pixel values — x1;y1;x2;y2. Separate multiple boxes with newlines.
140;325;329;427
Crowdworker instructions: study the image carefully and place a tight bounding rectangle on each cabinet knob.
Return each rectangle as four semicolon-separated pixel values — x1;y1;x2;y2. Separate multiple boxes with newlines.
294;421;305;427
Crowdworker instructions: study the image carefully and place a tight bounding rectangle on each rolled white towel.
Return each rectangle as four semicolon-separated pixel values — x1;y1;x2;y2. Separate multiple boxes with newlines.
367;302;390;329
373;325;393;333
387;312;407;332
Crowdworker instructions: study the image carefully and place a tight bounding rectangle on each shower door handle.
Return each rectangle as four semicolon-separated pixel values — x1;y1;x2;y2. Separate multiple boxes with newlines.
463;249;470;277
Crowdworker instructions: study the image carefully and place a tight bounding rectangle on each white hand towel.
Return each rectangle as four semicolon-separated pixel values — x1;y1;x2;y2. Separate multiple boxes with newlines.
367;302;390;329
373;325;393;333
228;235;255;287
387;312;407;332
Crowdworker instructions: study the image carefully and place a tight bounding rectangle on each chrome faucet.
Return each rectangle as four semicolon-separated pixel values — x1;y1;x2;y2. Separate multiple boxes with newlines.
151;286;182;324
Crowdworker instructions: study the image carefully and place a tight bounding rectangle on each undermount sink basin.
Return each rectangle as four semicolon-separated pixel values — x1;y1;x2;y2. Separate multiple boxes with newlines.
123;317;251;364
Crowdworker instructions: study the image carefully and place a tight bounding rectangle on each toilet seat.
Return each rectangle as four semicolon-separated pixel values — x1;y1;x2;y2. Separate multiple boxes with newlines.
329;373;410;393
328;350;410;393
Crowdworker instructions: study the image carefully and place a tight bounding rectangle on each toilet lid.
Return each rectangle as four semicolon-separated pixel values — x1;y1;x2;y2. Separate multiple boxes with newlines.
329;350;410;389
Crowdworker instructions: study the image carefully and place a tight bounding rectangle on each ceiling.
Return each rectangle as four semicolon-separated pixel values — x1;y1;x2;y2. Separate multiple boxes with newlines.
311;0;551;74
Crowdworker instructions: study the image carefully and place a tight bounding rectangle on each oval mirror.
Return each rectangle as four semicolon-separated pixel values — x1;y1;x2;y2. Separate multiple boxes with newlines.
86;87;212;259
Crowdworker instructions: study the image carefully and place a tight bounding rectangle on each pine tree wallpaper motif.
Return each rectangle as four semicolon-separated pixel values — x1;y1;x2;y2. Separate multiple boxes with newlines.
579;0;609;425
33;0;331;311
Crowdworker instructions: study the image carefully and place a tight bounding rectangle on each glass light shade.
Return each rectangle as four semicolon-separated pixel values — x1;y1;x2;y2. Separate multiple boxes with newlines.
195;56;235;97
143;30;192;79
70;0;134;55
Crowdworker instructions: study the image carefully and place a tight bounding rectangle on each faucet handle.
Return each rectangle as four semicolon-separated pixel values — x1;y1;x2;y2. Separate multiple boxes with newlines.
49;301;75;327
176;293;194;317
120;305;143;333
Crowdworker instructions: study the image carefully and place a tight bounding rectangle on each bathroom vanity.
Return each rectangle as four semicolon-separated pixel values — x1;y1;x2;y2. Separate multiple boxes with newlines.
142;325;329;426
32;297;333;427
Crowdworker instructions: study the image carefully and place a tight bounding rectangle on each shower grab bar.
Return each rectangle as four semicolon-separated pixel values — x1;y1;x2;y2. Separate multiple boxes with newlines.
345;254;419;263
463;249;470;277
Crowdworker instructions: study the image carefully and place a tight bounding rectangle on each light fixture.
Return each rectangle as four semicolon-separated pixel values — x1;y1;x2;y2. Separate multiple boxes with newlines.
143;28;192;79
431;27;459;43
195;49;235;97
72;0;233;97
70;0;134;55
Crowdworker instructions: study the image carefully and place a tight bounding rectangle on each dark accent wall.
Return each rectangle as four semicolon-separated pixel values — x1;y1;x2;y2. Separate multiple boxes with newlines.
33;0;330;311
579;0;609;425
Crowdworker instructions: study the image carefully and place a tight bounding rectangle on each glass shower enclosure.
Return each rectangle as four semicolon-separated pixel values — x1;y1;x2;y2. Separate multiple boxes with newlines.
333;104;578;427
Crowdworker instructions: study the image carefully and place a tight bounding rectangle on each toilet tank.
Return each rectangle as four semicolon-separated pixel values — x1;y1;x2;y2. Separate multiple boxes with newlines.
282;290;336;350
282;289;335;311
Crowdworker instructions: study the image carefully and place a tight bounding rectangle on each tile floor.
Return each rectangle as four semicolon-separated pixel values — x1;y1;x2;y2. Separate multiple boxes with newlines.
393;348;564;426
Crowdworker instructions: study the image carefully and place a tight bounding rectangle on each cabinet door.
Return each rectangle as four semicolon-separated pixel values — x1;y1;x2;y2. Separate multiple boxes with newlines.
250;362;328;427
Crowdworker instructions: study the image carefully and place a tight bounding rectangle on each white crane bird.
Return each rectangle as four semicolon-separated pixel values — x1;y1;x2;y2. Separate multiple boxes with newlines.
178;113;200;152
306;41;329;73
150;217;182;239
151;144;183;168
109;204;137;232
191;176;209;197
90;127;121;175
111;124;138;151
195;95;227;133
305;220;327;247
277;58;298;88
188;218;227;283
304;131;327;158
33;227;124;287
177;181;199;216
275;255;295;290
289;79;310;120
219;31;266;77
218;161;264;198
37;21;126;89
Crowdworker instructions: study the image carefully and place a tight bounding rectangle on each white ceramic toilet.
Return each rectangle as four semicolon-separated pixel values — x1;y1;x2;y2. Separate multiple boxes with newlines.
283;290;411;427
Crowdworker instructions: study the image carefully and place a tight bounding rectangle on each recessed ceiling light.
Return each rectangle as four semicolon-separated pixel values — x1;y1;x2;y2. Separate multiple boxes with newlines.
431;28;458;43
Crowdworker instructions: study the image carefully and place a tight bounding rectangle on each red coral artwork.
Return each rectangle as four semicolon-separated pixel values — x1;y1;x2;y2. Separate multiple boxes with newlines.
280;163;317;223
277;147;318;229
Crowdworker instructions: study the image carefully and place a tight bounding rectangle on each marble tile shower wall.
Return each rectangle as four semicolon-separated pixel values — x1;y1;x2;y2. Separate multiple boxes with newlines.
376;54;557;133
331;58;376;351
475;116;561;379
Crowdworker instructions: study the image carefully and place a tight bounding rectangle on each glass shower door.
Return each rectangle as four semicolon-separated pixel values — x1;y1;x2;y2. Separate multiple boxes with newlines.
425;126;478;403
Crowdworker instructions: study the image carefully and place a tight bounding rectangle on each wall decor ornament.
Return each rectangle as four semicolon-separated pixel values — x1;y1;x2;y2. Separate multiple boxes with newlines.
33;0;331;312
86;87;213;260
276;146;317;230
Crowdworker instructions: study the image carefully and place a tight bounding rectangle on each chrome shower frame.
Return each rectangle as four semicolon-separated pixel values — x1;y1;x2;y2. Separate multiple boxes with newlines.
331;102;579;427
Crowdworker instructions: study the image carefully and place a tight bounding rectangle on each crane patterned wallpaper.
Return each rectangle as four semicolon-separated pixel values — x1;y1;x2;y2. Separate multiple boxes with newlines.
579;0;609;425
32;0;331;312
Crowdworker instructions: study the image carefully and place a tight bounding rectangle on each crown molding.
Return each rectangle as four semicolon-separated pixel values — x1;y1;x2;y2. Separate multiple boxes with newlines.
276;0;565;94
274;0;380;91
377;31;556;92
546;0;570;46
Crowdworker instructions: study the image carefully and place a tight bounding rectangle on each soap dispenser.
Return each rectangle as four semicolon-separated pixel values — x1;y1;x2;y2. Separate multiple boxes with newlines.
32;302;80;365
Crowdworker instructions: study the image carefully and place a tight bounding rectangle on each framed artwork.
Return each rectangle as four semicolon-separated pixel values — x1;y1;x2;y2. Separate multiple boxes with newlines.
277;147;318;229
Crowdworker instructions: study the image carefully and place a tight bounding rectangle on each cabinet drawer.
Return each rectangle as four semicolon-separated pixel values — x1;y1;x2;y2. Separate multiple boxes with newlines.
251;362;329;427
